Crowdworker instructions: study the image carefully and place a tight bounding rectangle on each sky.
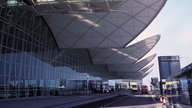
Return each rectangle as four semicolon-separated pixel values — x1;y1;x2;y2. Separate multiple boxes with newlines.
136;0;192;86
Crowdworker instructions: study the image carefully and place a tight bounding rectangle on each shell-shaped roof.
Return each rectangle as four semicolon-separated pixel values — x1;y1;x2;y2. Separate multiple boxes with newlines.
88;35;160;65
116;63;154;76
122;69;153;79
107;54;156;72
13;0;166;80
30;0;167;48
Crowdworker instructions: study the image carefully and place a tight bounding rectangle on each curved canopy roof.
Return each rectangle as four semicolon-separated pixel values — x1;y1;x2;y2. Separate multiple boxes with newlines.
107;54;156;72
88;55;155;79
20;0;166;48
8;0;166;80
140;70;153;79
117;63;154;76
71;63;153;79
120;68;153;79
140;64;154;75
86;35;159;79
88;35;160;65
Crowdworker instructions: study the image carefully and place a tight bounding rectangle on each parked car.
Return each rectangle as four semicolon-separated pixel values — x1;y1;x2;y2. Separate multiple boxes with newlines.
141;85;148;94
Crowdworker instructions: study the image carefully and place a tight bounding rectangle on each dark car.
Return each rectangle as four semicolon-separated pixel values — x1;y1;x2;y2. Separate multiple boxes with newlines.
141;85;148;94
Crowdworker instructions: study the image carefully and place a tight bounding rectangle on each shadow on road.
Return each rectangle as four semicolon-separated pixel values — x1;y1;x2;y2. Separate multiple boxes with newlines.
73;95;158;108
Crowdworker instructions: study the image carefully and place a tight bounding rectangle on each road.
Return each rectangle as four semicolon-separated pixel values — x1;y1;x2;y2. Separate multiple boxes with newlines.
105;95;162;108
75;95;163;108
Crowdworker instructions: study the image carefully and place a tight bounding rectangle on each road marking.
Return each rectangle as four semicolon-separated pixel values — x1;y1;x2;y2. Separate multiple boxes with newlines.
149;91;156;101
174;103;182;108
152;95;156;101
102;96;127;107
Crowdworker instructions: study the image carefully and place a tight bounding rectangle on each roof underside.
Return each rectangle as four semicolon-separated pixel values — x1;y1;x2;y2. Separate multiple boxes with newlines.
87;35;160;79
107;54;156;72
88;35;160;65
18;0;166;48
9;0;166;80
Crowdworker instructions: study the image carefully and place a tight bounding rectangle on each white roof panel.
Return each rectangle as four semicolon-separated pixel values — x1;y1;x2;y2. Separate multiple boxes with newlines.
108;54;156;72
89;35;160;65
23;0;166;48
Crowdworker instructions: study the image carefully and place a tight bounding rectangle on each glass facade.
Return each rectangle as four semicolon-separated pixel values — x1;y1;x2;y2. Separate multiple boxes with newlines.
0;5;103;99
158;56;181;79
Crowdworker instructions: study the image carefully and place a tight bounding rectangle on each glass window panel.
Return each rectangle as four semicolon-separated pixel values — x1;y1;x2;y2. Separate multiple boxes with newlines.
7;35;14;48
9;26;15;36
10;63;16;81
170;61;181;74
0;20;4;30
0;76;4;86
0;61;5;75
17;39;23;51
5;47;12;54
2;34;8;46
0;32;3;45
20;65;25;80
160;62;170;79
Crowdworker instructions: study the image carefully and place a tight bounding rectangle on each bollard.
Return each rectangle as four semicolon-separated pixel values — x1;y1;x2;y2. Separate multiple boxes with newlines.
162;97;167;108
160;95;163;103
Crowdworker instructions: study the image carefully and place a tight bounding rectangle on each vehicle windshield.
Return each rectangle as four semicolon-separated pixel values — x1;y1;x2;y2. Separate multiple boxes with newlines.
142;86;147;88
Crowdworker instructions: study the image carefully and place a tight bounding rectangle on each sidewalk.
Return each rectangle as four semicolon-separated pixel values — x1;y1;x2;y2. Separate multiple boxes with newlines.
166;103;192;108
179;104;192;108
156;95;192;108
0;93;120;108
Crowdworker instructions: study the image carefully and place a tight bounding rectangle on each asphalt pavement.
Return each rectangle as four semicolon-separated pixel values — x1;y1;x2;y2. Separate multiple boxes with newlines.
0;93;119;108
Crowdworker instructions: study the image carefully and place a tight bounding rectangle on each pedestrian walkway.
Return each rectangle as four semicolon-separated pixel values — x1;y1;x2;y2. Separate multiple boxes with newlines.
179;104;192;108
170;102;192;108
0;93;119;108
153;94;192;108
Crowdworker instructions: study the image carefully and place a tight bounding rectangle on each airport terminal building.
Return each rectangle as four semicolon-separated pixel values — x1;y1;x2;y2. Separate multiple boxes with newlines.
0;0;166;98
